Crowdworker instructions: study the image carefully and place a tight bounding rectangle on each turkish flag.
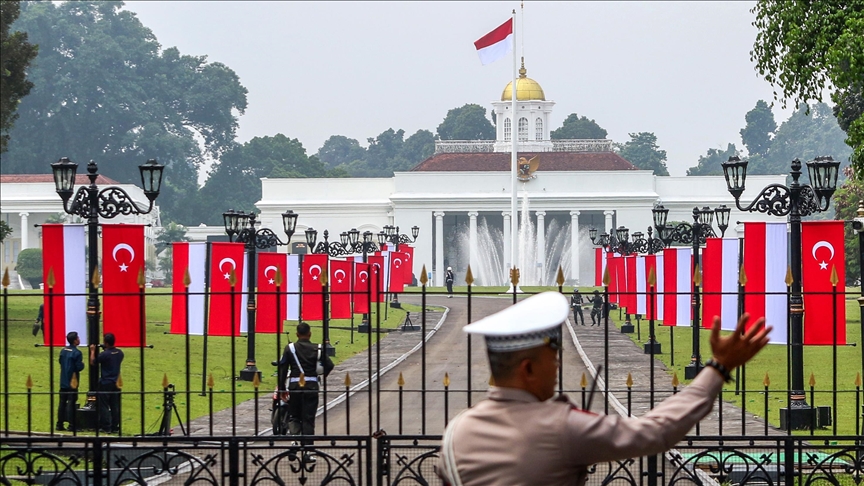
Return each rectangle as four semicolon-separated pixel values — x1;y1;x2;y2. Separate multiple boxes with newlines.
389;252;408;292
330;259;352;319
368;255;385;302
301;254;328;321
353;261;371;313
802;221;846;345
256;252;288;333
402;246;415;284
208;242;246;336
102;224;146;347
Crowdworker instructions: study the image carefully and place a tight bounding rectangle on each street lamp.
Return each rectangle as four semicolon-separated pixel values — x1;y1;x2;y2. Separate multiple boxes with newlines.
653;204;729;379
223;209;298;380
722;155;839;429
51;157;164;406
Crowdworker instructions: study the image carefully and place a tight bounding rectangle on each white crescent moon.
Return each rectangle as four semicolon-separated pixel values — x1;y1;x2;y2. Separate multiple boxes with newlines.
373;263;381;270
263;265;278;278
334;269;346;279
359;270;369;281
219;258;236;273
404;253;411;260
112;243;135;262
393;258;402;267
309;264;322;276
811;241;835;261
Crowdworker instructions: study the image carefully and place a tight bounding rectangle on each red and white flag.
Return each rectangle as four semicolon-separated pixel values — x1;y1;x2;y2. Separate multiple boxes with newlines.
802;221;846;345
701;238;740;331
743;222;787;343
623;255;637;313
257;252;289;333
353;261;371;314
474;18;513;65
102;224;146;347
635;256;647;315
368;254;386;303
654;254;665;321
662;248;692;326
286;254;300;321
402;246;415;284
170;242;206;335
594;248;606;287
208;242;246;336
41;224;87;346
301;254;328;321
608;253;621;303
388;251;408;293
639;255;661;320
330;258;353;319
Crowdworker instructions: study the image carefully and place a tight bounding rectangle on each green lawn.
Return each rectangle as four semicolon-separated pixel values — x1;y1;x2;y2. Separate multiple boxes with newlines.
0;289;420;434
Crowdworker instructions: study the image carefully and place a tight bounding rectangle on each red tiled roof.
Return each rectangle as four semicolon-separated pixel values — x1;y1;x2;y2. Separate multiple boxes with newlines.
0;174;121;185
411;152;638;171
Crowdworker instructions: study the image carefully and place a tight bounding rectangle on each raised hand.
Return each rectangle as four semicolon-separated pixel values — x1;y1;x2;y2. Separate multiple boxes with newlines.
709;313;772;371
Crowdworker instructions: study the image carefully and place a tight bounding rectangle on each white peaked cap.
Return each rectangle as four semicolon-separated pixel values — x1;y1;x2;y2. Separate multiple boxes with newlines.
464;292;569;352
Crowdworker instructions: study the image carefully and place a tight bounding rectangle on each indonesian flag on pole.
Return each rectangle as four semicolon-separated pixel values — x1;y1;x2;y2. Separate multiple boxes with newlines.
662;248;692;326
474;18;513;65
301;254;328;321
802;221;846;345
330;258;352;319
368;254;386;303
635;256;647;315
402;246;415;284
208;242;246;337
102;224;146;347
389;252;408;293
701;238;740;331
256;252;288;333
640;255;661;320
170;242;206;335
353;261;371;314
743;222;788;344
654;254;665;321
595;248;606;287
41;224;87;346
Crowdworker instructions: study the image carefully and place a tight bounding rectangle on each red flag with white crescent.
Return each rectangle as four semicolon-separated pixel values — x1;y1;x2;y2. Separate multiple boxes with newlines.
402;246;414;284
102;224;146;347
388;252;407;292
802;221;846;345
353;261;371;314
301;254;328;321
368;254;385;302
257;252;288;333
208;242;246;336
41;224;87;346
330;258;352;319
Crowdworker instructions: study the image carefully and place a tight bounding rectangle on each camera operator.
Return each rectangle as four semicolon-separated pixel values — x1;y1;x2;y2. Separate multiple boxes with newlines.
90;333;124;434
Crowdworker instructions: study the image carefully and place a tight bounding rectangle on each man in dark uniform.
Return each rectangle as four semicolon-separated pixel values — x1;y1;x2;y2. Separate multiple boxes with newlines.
90;333;124;433
57;331;84;431
278;322;334;460
590;290;604;326
570;288;585;325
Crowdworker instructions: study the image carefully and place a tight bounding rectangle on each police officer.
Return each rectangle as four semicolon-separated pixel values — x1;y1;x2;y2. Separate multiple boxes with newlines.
445;267;455;298
277;322;334;461
437;292;771;486
57;331;84;431
570;288;585;325
590;290;604;326
90;333;124;434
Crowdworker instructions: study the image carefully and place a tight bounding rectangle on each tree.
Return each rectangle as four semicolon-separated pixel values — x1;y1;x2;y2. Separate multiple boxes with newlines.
437;104;495;140
687;143;739;176
316;135;366;168
398;129;435;167
0;221;12;243
617;132;670;176
830;172;863;284
751;1;864;174
0;0;38;153
331;128;435;177
155;222;189;255
15;248;41;286
550;113;607;139
739;100;776;156
3;1;248;225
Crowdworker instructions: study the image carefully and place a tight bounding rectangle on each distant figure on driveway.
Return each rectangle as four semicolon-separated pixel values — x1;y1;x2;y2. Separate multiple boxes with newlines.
445;267;455;298
590;290;604;326
570;289;585;325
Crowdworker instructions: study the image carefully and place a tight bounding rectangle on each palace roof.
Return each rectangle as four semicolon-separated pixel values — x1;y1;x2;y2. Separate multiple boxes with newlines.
410;152;638;172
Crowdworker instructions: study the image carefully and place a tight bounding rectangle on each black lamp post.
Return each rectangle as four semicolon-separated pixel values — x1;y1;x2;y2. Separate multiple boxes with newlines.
51;157;164;403
652;204;730;379
722;155;839;429
223;209;298;381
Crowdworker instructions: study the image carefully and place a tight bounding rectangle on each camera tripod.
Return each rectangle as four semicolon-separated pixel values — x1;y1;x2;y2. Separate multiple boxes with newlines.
401;311;419;331
155;384;186;436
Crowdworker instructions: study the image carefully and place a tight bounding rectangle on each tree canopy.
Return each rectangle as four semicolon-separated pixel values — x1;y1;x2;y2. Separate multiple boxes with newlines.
739;100;776;157
0;0;38;153
3;1;248;225
320;128;435;177
437;104;495;140
687;143;739;176
751;1;864;174
617;132;670;176
550;113;607;139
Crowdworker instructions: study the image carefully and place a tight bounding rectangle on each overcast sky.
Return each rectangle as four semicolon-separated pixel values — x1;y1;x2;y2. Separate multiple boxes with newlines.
123;1;803;177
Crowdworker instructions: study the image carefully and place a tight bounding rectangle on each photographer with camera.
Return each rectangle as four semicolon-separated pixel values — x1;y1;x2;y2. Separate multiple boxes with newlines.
90;333;124;434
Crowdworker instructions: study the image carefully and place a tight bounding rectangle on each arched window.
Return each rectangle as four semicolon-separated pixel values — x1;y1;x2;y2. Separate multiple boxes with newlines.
535;118;544;141
503;118;511;141
518;117;529;141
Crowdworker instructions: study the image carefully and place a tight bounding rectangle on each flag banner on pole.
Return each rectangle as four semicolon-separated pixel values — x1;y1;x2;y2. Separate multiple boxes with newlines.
388;251;408;293
101;224;146;347
353;261;371;314
287;254;300;321
662;248;692;326
41;224;87;346
642;255;660;320
257;252;288;333
170;242;206;335
635;256;647;315
301;254;328;321
654;254;664;321
802;221;846;345
330;258;352;319
240;253;249;334
701;238;740;331
402;246;415;284
624;255;637;312
595;248;606;287
743;222;788;344
368;254;386;303
608;253;621;303
208;242;246;336
474;18;514;65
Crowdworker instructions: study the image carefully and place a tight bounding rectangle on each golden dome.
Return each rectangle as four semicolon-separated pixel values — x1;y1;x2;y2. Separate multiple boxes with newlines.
501;60;545;101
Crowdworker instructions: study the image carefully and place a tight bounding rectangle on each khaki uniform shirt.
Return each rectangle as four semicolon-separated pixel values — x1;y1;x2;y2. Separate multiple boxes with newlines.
437;369;724;486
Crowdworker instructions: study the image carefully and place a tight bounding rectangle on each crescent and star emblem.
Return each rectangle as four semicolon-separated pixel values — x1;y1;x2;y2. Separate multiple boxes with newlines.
219;257;237;280
264;265;278;284
393;258;402;268
334;268;346;283
811;241;835;271
112;243;135;272
309;264;322;280
358;270;369;283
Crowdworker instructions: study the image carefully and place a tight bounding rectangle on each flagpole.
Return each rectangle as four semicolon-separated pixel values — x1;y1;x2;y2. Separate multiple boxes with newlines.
510;8;518;283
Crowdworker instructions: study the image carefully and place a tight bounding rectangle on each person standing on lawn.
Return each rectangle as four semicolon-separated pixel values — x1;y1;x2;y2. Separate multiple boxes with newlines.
90;333;124;433
57;331;84;431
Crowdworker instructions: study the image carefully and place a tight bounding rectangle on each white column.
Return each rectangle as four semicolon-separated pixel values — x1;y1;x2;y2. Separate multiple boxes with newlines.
604;210;615;235
570;211;580;284
502;211;512;270
536;211;546;276
19;213;29;249
434;212;445;287
468;211;479;271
